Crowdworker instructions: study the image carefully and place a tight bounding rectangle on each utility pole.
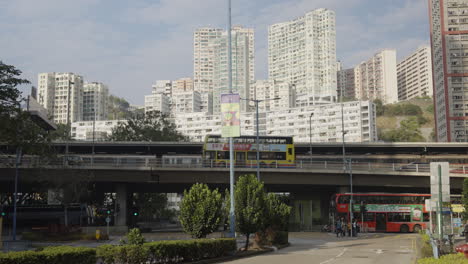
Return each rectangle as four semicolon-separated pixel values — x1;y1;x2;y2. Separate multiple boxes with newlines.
309;113;313;166
227;0;235;238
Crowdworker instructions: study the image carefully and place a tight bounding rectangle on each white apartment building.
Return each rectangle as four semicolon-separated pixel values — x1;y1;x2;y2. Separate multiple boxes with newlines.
250;80;295;112
174;112;259;142
152;80;172;96
268;9;338;105
429;0;468;142
193;26;254;96
172;91;202;113
172;78;194;94
337;68;356;99
397;46;433;101
212;30;252;113
37;72;84;124
354;50;398;104
37;73;56;117
144;93;171;114
82;82;109;121
175;101;376;143
193;28;224;95
71;119;126;141
200;93;213;114
266;101;376;143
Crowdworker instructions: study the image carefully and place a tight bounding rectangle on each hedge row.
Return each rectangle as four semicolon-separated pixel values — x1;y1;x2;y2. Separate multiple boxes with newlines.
0;246;96;264
418;253;467;264
97;238;237;263
0;239;236;264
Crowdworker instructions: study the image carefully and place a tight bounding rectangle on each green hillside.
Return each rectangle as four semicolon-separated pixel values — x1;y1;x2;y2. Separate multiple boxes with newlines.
376;97;435;142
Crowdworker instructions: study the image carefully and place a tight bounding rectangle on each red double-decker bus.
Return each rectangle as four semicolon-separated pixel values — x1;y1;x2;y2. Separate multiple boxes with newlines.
332;193;430;233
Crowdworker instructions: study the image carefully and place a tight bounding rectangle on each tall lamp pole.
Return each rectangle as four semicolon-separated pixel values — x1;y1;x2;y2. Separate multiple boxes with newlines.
241;97;280;180
227;0;235;238
309;112;313;166
341;99;354;228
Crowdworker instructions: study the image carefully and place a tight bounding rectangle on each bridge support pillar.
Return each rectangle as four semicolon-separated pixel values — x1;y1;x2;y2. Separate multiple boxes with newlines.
116;184;128;227
337;186;350;193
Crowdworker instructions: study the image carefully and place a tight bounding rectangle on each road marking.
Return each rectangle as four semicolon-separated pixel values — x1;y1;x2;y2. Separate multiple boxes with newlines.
319;248;347;264
375;249;384;254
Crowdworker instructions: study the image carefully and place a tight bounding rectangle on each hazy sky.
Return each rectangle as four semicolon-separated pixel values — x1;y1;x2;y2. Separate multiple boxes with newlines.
1;0;429;105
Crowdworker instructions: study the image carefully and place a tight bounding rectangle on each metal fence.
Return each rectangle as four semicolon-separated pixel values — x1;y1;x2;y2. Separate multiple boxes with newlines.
0;155;454;174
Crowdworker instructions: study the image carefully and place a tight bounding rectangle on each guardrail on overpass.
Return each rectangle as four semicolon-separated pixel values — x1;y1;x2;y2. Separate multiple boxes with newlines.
2;156;468;175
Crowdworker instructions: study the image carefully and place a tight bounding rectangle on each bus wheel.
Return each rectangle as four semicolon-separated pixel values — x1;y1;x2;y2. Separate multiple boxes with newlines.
269;162;276;168
260;162;266;168
400;224;409;233
413;225;421;233
218;162;226;168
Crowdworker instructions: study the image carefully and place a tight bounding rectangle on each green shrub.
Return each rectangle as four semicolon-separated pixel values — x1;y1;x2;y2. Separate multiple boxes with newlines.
124;228;145;245
97;238;236;264
273;231;289;245
0;246;96;264
420;234;433;258
418;253;467;264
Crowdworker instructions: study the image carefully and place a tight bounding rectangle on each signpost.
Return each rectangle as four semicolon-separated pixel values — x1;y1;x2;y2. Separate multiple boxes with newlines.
106;217;111;236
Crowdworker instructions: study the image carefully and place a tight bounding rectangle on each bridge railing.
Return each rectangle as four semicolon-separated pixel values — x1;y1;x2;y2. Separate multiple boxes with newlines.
0;155;448;173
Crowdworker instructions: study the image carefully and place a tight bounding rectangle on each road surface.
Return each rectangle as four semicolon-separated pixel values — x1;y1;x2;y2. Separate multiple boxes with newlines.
228;232;418;264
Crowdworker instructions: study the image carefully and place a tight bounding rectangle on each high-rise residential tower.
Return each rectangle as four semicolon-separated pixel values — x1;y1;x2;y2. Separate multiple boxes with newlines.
82;82;109;121
429;0;468;142
268;9;337;105
193;28;224;95
354;49;398;104
193;26;254;112
212;30;252;113
397;46;433;101
37;72;84;124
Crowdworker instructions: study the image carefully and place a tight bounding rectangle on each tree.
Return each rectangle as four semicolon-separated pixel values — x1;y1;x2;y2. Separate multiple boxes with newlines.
380;117;426;142
463;178;468;221
179;183;223;238
374;99;384;116
108;111;186;142
133;193;175;221
265;193;291;231
0;61;54;157
107;95;131;120
49;123;72;141
235;174;267;251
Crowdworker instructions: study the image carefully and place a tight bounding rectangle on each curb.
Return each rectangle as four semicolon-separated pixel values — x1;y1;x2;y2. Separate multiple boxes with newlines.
190;244;290;264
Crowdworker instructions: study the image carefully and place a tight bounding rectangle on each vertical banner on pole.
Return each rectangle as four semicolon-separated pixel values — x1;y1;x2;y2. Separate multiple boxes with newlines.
221;93;240;138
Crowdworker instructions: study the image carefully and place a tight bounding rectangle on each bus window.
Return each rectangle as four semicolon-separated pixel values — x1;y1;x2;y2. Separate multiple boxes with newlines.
423;213;430;222
247;152;257;160
363;212;375;222
260;152;275;160
217;151;229;159
388;213;411;222
205;151;215;159
275;152;286;160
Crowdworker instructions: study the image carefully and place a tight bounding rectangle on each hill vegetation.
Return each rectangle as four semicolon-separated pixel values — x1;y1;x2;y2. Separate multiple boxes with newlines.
375;97;435;142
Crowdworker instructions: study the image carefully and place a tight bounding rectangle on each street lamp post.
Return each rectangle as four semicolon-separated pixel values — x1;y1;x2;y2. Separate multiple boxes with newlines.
241;97;280;180
309;112;313;166
227;0;235;239
341;99;354;234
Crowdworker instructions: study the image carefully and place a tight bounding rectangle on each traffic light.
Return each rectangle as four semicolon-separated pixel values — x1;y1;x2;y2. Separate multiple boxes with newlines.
131;207;139;217
0;206;5;217
106;209;111;215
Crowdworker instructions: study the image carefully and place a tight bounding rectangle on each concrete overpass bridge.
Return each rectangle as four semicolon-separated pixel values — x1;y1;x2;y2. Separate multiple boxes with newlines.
1;156;467;230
